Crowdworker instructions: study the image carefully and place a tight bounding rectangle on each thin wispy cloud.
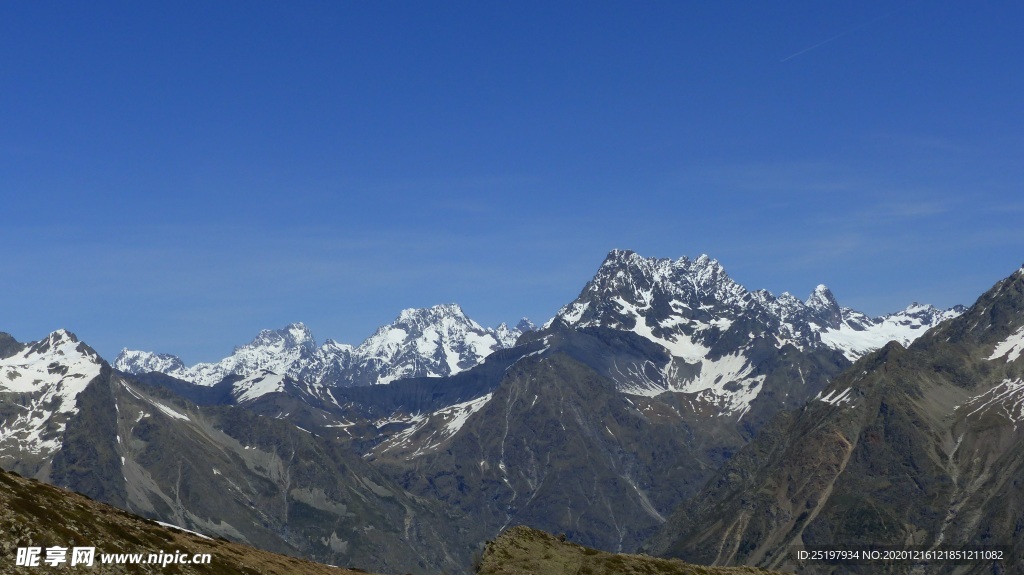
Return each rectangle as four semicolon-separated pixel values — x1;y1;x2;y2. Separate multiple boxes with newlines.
780;4;914;62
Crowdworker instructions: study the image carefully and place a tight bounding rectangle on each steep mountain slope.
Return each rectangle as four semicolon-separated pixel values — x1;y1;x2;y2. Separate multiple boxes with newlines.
0;467;379;575
648;267;1024;575
367;321;848;555
116;305;534;389
1;331;464;575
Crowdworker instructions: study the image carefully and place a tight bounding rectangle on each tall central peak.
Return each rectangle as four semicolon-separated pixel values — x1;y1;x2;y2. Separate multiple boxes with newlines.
396;303;469;325
243;322;316;352
804;284;842;326
568;250;744;321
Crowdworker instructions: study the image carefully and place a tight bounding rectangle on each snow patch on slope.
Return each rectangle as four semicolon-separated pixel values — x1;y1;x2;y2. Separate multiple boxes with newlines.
816;387;855;407
988;326;1024;363
121;381;189;421
961;378;1024;425
231;370;287;403
374;393;494;458
675;353;766;417
613;297;709;363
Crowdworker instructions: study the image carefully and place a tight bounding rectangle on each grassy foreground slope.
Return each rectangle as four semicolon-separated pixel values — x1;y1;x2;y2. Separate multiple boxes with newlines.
0;468;377;575
478;526;788;575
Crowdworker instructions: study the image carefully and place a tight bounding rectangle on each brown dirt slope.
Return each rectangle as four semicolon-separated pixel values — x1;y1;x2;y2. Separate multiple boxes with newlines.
0;468;379;575
478;525;789;575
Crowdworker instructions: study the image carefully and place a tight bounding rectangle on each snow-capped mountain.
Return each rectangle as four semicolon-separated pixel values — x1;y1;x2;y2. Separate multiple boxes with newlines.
0;329;105;459
117;323;331;387
115;304;535;390
818;301;965;360
348;304;533;385
546;250;962;414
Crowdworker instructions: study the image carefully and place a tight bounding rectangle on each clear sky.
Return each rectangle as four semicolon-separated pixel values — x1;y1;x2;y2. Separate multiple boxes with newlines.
3;1;1022;363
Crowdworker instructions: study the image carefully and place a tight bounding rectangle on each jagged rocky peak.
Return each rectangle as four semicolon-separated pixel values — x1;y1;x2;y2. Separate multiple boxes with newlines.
392;303;472;329
492;318;537;347
116;323;323;386
0;332;21;359
805;284;843;328
242;322;317;353
941;265;1024;346
355;303;534;384
651;264;1024;567
375;304;532;345
515;318;537;332
26;328;77;353
9;329;100;369
23;329;102;364
319;338;353;353
373;305;528;384
555;249;749;329
554;249;964;368
593;249;728;292
805;284;838;311
364;304;483;353
893;301;967;323
115;349;186;374
50;328;78;342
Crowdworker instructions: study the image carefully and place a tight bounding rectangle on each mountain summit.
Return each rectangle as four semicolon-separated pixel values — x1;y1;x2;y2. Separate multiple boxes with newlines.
0;329;105;462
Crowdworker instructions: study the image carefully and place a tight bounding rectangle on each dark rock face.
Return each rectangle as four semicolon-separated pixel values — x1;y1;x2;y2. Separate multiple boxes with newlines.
370;323;847;555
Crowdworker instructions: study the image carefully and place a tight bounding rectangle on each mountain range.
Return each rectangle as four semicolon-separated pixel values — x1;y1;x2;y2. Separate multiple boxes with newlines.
1;249;983;574
115;304;535;388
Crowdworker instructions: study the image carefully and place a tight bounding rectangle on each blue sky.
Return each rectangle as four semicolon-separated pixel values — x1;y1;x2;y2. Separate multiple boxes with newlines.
3;1;1022;363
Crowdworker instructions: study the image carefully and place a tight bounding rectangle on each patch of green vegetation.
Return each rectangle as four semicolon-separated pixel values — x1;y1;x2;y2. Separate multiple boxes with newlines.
476;526;787;575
